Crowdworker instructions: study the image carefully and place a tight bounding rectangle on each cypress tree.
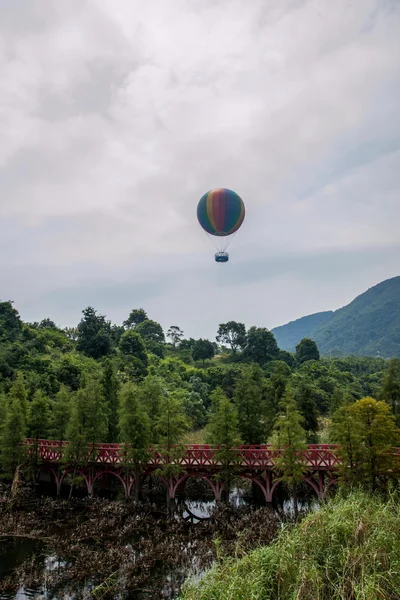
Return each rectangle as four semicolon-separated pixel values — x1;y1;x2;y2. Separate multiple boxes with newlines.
50;385;71;443
101;359;120;442
118;382;151;501
0;395;27;478
206;387;242;502
234;365;267;444
332;397;400;491
27;390;50;470
271;386;307;517
155;390;190;511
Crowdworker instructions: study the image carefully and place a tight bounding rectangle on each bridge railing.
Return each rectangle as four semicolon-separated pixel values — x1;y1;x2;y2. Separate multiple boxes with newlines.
22;439;344;470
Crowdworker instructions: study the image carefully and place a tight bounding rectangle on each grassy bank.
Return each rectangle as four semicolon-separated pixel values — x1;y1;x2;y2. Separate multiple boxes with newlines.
181;491;400;600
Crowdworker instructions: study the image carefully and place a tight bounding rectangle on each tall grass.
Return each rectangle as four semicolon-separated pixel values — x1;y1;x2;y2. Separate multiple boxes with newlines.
182;428;207;445
181;490;400;600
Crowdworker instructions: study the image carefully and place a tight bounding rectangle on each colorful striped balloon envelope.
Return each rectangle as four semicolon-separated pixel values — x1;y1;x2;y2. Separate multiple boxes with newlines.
197;188;245;237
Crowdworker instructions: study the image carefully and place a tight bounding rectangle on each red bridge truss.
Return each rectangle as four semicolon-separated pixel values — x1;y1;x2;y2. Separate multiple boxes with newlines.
24;439;400;503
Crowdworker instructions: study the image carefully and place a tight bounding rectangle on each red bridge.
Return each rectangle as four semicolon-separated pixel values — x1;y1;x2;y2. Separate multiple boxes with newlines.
24;439;400;503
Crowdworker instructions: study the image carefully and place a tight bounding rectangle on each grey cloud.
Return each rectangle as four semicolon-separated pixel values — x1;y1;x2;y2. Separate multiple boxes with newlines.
34;61;132;122
2;242;399;340
0;0;399;338
0;0;59;36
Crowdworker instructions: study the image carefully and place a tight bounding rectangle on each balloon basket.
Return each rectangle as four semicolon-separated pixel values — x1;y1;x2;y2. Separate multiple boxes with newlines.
215;252;229;263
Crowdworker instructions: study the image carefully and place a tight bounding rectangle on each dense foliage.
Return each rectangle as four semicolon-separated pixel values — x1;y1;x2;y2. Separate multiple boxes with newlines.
272;276;400;358
1;298;399;599
0;299;399;489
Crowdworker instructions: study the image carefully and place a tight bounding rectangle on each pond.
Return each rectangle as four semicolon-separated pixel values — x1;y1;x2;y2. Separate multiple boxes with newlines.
0;483;319;599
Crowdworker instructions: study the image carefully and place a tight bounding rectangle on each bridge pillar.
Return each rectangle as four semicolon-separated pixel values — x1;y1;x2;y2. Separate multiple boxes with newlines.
318;471;325;499
213;480;223;502
86;469;94;497
55;473;62;497
264;471;273;503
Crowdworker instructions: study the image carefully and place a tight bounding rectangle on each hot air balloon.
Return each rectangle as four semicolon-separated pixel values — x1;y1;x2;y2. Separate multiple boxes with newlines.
197;188;245;262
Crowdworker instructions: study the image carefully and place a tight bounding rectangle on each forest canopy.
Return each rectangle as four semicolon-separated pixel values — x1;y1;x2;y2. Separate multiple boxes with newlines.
0;299;399;483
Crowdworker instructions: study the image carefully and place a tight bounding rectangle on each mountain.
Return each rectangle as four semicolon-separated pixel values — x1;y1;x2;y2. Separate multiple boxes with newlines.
272;276;400;358
271;311;333;354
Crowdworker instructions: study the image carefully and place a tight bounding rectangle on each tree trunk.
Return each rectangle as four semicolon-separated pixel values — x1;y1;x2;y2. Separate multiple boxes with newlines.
68;466;76;500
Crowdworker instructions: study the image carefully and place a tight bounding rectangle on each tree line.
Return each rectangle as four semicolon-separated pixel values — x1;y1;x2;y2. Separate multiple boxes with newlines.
1;300;400;503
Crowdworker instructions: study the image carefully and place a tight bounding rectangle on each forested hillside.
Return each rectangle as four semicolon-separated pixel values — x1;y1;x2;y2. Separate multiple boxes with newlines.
1;298;400;479
271;311;333;353
272;276;400;357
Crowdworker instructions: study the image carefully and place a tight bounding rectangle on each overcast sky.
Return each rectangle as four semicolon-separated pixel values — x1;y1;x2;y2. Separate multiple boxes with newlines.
0;0;399;340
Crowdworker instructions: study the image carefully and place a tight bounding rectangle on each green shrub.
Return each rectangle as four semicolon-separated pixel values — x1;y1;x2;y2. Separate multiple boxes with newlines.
182;490;400;600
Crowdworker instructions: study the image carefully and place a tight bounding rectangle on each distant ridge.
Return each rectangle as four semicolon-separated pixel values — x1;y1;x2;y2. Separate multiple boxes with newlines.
271;311;333;354
272;276;400;358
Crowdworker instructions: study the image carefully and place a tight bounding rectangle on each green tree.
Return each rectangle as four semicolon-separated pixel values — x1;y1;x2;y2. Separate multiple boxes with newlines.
0;393;7;441
138;375;166;442
206;387;242;501
80;376;108;454
330;402;363;487
155;390;190;510
167;325;184;347
184;390;207;430
118;383;151;501
329;386;354;415
216;322;246;354
119;330;149;380
188;375;211;409
380;358;400;424
156;390;190;450
76;307;112;359
244;327;279;365
278;350;295;368
58;353;84;391
110;324;125;345
27;390;49;439
271;386;307;517
332;397;399;490
295;338;320;366
119;330;148;360
8;372;28;424
205;365;243;399
26;390;50;470
178;338;196;353
38;318;58;329
50;385;71;443
123;308;148;329
265;362;290;434
0;300;22;342
0;394;27;477
294;379;319;442
234;365;267;444
136;319;165;357
136;319;165;344
102;359;120;442
192;339;215;365
65;376;108;471
64;397;89;498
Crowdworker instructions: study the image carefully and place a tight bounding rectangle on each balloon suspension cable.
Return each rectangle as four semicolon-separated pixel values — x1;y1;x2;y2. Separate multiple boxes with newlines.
222;230;239;252
216;260;224;330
